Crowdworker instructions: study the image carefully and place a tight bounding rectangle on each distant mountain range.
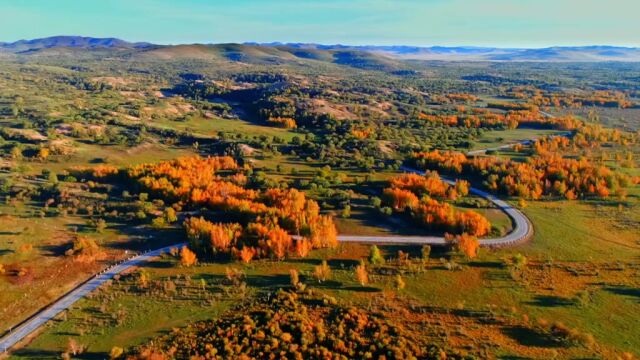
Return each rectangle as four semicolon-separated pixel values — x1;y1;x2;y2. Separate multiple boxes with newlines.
0;36;152;53
2;36;640;62
255;42;640;62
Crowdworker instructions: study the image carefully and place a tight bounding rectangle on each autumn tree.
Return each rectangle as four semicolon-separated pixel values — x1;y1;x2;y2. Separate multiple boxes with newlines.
413;149;631;201
289;269;300;288
180;246;197;267
37;147;50;161
109;346;124;359
455;180;470;197
164;207;178;223
66;338;85;356
451;233;479;259
237;246;256;264
382;188;419;210
267;227;292;260
313;260;331;283
294;238;311;258
355;260;369;286
308;215;338;248
518;198;527;208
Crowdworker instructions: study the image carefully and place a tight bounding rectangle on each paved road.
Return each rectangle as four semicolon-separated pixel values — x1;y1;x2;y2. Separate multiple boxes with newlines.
0;244;185;353
337;166;533;247
0;170;534;352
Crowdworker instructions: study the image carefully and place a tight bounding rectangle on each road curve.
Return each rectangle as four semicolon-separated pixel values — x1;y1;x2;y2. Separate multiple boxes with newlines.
0;172;534;352
0;244;186;353
336;166;533;247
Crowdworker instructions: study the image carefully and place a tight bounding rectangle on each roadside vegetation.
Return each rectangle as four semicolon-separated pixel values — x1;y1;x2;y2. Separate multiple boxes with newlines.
1;47;638;359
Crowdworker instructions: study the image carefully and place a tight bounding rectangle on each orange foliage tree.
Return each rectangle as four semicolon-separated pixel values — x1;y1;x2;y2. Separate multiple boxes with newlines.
447;233;479;259
382;172;491;237
412;149;631;200
180;246;198;267
107;156;340;261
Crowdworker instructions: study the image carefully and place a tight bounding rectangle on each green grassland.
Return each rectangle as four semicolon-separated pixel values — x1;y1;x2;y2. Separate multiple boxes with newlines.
472;128;565;151
0;203;129;333
1;52;639;359
13;196;639;358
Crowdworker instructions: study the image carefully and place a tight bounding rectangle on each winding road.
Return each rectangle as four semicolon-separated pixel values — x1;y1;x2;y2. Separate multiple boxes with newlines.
0;161;535;353
335;166;532;247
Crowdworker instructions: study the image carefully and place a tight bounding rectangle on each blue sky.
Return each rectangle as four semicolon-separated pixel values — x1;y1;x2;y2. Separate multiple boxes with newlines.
0;0;638;47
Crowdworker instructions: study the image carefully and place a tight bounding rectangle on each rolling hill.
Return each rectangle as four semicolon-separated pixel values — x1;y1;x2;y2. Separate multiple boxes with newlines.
0;35;152;53
256;43;640;62
2;36;640;63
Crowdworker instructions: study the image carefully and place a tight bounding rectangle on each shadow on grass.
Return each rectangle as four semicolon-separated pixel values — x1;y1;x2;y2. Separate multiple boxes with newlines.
53;331;78;337
9;348;63;359
75;352;111;360
285;258;323;266
38;243;69;257
377;245;425;258
468;261;503;269
303;280;343;289
482;270;512;283
327;259;361;268
526;295;575;307
501;326;563;348
341;286;381;293
282;258;361;269
605;285;640;302
140;259;174;269
245;274;290;288
104;223;184;252
410;304;507;325
197;273;292;290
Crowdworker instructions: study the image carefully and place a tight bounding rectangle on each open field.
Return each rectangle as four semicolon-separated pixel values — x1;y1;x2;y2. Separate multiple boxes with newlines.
0;204;128;333
11;214;639;358
1;42;639;359
472;128;565;151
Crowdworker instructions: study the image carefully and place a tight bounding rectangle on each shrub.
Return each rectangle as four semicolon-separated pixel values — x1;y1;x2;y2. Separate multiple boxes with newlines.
313;260;331;283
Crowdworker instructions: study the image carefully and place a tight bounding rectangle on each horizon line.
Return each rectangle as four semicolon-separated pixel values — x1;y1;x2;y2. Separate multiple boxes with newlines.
2;35;639;50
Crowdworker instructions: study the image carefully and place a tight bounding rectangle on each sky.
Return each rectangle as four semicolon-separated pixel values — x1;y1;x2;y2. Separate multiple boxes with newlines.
0;0;638;48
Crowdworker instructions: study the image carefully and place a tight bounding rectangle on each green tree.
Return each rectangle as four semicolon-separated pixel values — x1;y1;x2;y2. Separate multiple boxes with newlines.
368;245;385;265
48;171;58;184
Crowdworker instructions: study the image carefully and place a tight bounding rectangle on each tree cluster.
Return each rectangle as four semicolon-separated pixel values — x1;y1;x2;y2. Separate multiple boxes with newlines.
413;150;632;200
127;290;460;360
382;173;491;236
